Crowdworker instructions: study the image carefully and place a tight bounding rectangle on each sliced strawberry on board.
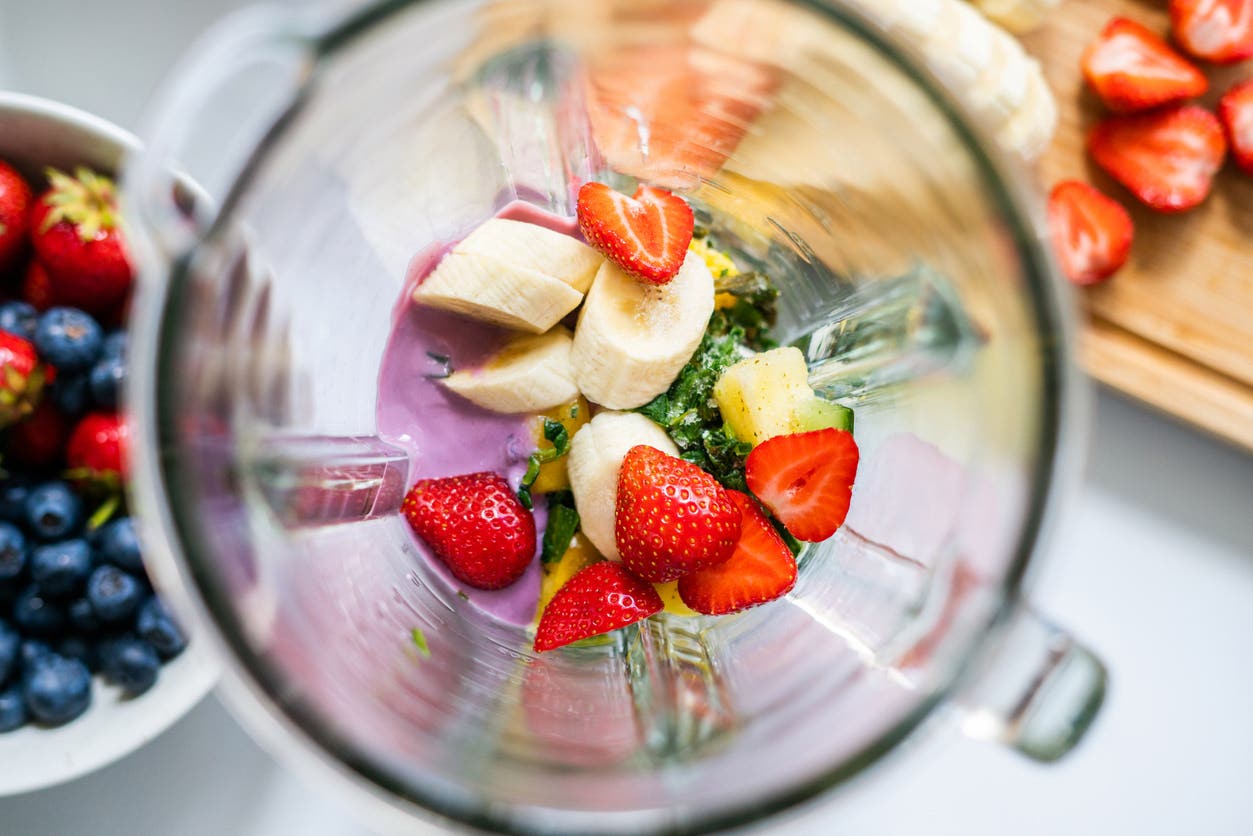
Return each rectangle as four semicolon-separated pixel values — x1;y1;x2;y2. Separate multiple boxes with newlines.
1047;181;1135;286
614;444;742;583
1088;105;1228;213
576;182;695;285
1170;0;1253;64
1219;80;1253;175
678;491;797;616
0;160;33;278
1081;18;1208;114
402;471;536;590
745;428;859;543
29;167;134;316
533;561;662;652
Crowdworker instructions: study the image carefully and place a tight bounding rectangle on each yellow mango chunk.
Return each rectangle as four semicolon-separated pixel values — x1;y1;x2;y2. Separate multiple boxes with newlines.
653;581;700;617
689;236;739;281
531;395;591;494
536;534;601;620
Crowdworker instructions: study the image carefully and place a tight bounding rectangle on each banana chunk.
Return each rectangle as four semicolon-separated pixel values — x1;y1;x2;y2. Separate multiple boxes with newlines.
414;253;582;333
440;327;579;414
456;218;603;293
969;0;1061;35
572;252;715;410
567;412;679;561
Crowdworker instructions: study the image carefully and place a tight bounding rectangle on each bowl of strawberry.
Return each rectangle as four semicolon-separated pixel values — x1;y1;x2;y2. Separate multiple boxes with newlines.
0;92;215;795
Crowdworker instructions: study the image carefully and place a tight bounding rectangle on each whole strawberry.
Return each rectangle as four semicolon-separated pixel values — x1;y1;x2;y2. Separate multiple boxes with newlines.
614;445;742;583
29;167;133;315
533;561;662;652
0;330;51;429
0;159;33;277
21;261;58;311
402;471;535;590
66;411;129;486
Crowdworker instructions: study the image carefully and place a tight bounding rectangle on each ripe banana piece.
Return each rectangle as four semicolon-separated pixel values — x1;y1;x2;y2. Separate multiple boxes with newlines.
968;0;1061;35
566;411;678;561
414;219;603;333
440;327;579;414
571;252;715;409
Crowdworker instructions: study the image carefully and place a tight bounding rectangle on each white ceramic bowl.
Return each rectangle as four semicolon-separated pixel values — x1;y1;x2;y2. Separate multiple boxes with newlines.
0;91;217;796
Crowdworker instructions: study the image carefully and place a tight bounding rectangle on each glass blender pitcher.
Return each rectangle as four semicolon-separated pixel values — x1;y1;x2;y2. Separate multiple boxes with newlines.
124;0;1105;832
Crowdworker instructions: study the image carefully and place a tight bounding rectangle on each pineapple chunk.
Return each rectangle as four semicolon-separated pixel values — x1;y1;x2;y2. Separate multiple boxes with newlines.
653;581;700;617
712;347;812;445
531;395;591;494
536;533;601;619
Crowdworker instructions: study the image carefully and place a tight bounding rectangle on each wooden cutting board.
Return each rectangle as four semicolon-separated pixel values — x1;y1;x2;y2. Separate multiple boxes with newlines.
1019;1;1253;452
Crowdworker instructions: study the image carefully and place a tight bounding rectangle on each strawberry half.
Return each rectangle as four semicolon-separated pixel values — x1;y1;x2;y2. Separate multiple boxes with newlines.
1081;18;1208;113
1219;80;1253;175
615;445;742;583
29;167;133;315
745;428;859;543
576;182;694;285
533;561;662;652
1088;105;1227;213
1170;0;1253;64
1047;181;1135;286
402;471;536;590
0;330;50;429
66;411;130;486
0;159;32;278
678;491;797;616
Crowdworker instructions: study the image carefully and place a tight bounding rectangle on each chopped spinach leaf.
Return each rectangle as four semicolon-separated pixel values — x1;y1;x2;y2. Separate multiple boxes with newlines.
517;419;573;509
541;492;580;564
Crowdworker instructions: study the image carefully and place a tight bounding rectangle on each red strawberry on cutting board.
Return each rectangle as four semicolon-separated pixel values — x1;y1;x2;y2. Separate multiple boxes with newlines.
1048;181;1135;286
29;167;133;315
1081;18;1208;114
402;471;536;590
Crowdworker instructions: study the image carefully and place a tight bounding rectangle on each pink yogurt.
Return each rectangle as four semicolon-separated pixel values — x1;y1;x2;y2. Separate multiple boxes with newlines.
375;202;582;626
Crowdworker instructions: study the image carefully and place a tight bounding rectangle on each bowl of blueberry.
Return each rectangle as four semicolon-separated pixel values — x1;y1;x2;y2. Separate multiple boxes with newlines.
0;92;216;794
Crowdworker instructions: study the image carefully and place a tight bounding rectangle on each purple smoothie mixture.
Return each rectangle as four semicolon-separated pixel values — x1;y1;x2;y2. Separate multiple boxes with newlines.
375;201;581;626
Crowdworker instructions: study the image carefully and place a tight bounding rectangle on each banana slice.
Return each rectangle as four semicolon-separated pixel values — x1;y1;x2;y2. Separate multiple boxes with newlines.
440;327;578;414
414;218;604;333
571;253;715;409
925;0;995;93
566;411;678;561
969;0;1061;35
456;219;603;294
994;61;1057;163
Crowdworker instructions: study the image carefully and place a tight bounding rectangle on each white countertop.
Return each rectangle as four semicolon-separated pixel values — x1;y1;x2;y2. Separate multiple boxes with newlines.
3;4;1252;834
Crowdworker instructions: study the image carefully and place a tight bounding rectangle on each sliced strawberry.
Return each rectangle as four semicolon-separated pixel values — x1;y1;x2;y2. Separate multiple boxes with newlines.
576;182;694;285
677;491;796;616
1219;80;1253;175
615;445;742;583
0;160;32;278
1081;18;1208;113
402;471;535;590
745;428;859;542
533;561;662;652
66;411;130;485
29;167;133;316
1047;181;1135;286
1088;105;1227;212
6;400;70;468
1170;0;1253;64
21;261;58;311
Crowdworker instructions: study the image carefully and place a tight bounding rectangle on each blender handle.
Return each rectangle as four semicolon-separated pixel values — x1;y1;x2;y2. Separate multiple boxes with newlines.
123;5;315;259
956;603;1107;762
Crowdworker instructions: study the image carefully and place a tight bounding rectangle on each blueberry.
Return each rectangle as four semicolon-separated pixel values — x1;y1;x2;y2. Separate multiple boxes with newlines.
55;637;95;671
95;517;143;572
0;522;26;581
87;565;143;624
89;352;125;409
12;586;66;637
23;654;91;724
19;639;52;670
0;478;34;524
29;539;93;598
49;371;92;416
102;638;158;697
0;301;38;341
0;686;27;732
33;307;103;372
0;621;18;683
102;331;127;360
24;482;83;541
137;597;187;659
67;597;100;633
